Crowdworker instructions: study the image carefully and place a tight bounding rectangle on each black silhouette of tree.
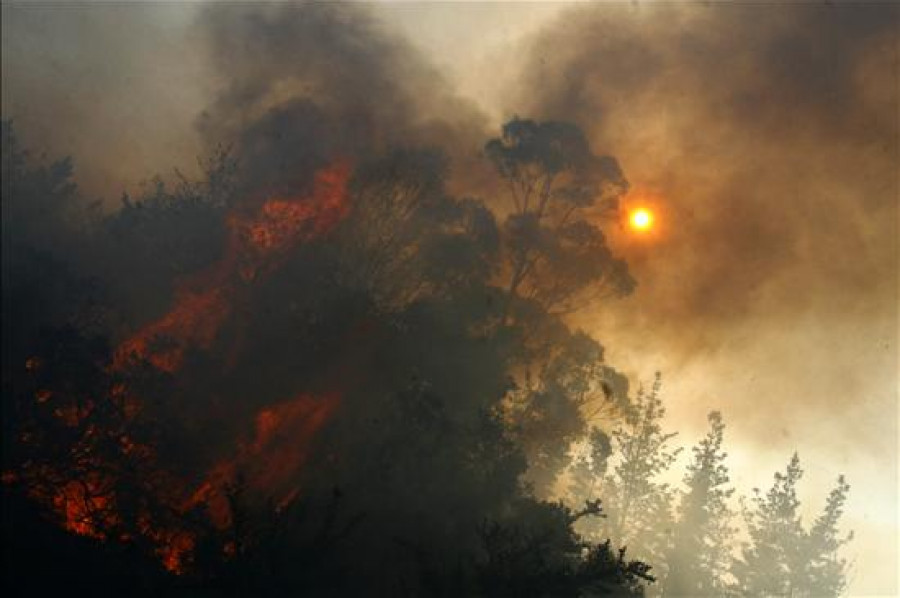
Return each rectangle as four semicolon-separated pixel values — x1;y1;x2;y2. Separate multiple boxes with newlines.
485;118;634;319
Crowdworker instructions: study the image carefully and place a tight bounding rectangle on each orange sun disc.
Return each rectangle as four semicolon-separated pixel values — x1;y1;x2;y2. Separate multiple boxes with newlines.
629;208;653;231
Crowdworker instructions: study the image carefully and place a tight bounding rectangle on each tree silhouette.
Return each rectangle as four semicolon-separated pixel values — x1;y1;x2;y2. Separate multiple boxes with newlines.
732;453;852;597
568;427;613;509
572;374;680;580
734;453;806;595
4;119;658;596
663;411;736;597
805;475;853;597
477;499;653;597
485;118;634;319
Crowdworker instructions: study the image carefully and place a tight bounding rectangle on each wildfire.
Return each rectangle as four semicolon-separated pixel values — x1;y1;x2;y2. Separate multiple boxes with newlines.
113;287;231;373
12;162;353;576
194;392;341;529
113;161;350;372
54;477;118;539
249;392;340;493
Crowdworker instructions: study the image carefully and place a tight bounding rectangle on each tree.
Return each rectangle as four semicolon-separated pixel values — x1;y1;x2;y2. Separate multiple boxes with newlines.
575;374;680;577
732;454;852;597
481;120;636;495
2;121;653;596
477;498;653;597
335;149;499;310
485;118;634;319
506;330;630;495
568;427;613;510
805;476;853;597
663;411;736;597
733;453;807;596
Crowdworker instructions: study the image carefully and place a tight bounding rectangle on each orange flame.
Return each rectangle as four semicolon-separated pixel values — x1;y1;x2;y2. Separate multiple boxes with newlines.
54;477;118;539
250;392;340;492
113;162;351;373
18;162;353;575
193;392;341;529
113;287;231;373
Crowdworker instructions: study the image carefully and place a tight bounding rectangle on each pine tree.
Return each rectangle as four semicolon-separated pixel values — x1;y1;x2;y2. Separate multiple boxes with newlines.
733;453;807;596
663;411;736;597
805;475;853;597
591;374;681;578
732;455;853;597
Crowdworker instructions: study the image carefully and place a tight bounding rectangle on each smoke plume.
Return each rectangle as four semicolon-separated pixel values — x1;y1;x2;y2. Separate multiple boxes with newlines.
508;4;898;593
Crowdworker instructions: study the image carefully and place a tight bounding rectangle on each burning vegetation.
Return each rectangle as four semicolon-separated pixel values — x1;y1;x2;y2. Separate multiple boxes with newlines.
1;108;652;595
1;3;859;597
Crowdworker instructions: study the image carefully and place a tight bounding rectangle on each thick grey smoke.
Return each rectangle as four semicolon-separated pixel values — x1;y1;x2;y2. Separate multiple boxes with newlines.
1;2;492;200
3;5;656;594
195;3;491;197
0;3;208;199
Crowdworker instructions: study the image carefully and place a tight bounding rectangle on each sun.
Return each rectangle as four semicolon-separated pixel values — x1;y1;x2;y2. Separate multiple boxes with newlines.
629;208;654;232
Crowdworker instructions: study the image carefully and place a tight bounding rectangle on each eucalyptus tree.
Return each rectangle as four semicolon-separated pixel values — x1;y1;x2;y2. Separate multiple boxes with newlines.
485;118;634;319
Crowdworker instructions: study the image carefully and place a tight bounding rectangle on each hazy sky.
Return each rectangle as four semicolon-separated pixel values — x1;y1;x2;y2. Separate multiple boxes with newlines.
2;2;897;594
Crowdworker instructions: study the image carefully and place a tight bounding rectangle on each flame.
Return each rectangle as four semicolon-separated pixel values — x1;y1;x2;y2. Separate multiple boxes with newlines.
249;392;339;492
151;528;196;574
193;392;341;529
113;287;231;373
14;162;352;575
113;162;351;373
54;477;118;539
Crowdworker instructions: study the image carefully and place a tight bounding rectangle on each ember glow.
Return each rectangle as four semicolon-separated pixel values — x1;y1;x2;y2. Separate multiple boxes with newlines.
113;161;351;373
6;161;353;577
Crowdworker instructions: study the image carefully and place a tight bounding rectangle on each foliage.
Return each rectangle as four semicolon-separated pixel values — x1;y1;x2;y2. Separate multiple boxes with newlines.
805;475;853;597
1;113;855;597
589;375;681;573
485;117;634;318
731;455;853;597
478;499;653;597
1;119;648;596
663;411;736;596
567;393;854;598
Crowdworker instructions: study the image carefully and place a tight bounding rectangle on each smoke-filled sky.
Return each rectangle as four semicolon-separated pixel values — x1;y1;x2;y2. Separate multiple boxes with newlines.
3;2;897;594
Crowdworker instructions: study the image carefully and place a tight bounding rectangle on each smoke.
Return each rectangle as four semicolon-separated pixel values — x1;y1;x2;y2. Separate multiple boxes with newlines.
2;4;573;590
508;3;898;593
2;0;896;592
1;2;492;200
0;3;208;199
513;2;896;332
194;2;491;198
501;1;899;438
